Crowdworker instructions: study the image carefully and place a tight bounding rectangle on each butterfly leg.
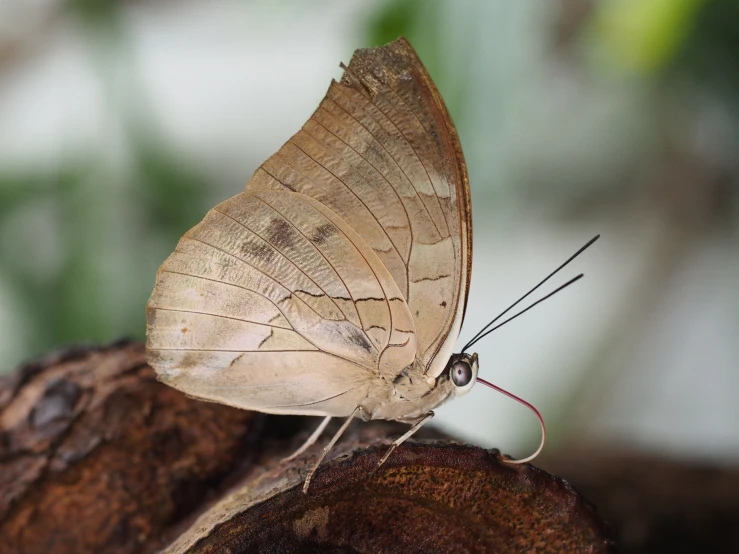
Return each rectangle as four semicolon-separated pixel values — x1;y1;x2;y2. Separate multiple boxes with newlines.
302;406;360;494
377;411;435;467
281;416;332;463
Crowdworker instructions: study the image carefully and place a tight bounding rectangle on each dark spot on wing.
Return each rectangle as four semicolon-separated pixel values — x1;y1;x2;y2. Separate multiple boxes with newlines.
269;313;290;327
229;353;245;368
179;352;200;370
411;274;451;284
356;297;389;304
266;218;296;249
392;366;410;384
441;301;447;308
258;329;274;348
145;308;159;328
310;222;337;246
346;327;373;353
295;289;325;299
296;289;352;302
242;239;275;263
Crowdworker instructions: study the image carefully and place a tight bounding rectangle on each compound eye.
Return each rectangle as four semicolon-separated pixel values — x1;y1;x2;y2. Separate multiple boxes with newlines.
451;361;473;388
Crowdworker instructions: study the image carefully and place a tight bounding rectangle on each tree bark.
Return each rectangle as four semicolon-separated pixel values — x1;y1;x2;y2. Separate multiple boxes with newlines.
166;437;610;553
0;341;613;553
0;341;260;553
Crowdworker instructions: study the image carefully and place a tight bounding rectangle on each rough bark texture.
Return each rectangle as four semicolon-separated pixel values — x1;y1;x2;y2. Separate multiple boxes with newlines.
0;341;260;554
166;437;611;553
0;341;613;553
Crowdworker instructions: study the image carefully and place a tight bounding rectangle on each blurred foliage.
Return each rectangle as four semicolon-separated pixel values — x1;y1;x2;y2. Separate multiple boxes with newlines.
589;0;706;72
66;0;119;27
680;0;739;123
0;131;209;369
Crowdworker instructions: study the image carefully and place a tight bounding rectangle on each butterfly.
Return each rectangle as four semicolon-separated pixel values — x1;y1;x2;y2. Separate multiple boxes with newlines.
146;37;570;493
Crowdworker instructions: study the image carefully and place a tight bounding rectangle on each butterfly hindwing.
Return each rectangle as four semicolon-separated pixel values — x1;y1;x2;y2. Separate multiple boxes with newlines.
146;189;416;416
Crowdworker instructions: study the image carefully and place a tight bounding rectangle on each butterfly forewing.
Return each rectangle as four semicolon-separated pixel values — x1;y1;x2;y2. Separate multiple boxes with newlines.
252;38;471;379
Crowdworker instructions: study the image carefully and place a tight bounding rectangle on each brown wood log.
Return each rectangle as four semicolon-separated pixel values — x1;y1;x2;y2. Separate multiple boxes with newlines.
0;341;260;554
0;342;612;553
167;434;611;553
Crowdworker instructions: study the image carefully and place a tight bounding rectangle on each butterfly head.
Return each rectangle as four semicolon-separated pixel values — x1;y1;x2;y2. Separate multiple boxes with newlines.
446;352;478;397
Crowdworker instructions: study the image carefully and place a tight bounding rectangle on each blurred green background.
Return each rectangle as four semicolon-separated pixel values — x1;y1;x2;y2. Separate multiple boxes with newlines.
1;0;737;478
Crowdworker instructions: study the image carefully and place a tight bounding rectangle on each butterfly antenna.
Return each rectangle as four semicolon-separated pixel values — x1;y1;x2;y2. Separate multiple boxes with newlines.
462;235;599;352
465;274;583;349
477;377;546;464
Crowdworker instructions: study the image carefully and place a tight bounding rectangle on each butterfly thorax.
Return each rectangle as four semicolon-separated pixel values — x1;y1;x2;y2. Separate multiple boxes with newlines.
359;352;478;422
358;360;455;423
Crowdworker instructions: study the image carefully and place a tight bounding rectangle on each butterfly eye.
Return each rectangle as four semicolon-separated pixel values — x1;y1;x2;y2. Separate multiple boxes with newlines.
451;361;473;388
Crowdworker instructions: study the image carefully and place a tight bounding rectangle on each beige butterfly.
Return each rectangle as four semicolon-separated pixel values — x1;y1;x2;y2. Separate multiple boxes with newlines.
146;37;543;492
